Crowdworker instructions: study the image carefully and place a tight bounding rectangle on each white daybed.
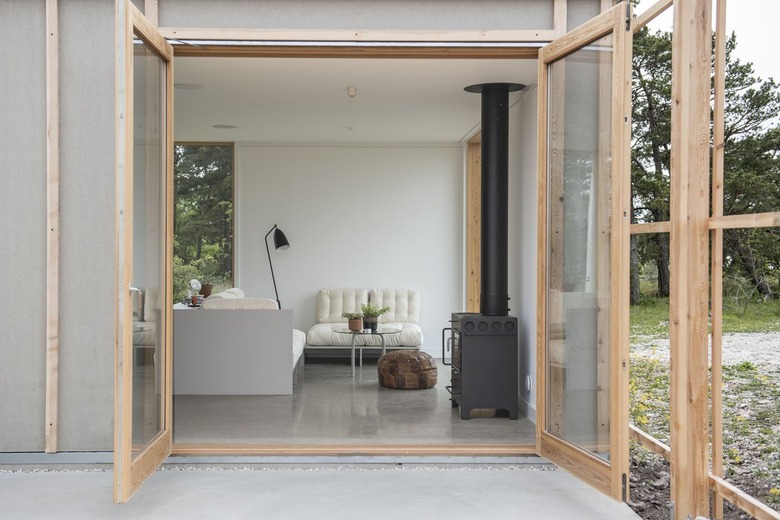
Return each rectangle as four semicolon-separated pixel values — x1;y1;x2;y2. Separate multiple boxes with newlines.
305;288;424;356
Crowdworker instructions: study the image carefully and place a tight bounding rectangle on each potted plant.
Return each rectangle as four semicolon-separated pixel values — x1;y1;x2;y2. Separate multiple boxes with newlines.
360;302;390;332
342;312;363;332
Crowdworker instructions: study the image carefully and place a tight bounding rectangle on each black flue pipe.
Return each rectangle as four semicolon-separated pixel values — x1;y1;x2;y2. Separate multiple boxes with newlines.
465;82;524;316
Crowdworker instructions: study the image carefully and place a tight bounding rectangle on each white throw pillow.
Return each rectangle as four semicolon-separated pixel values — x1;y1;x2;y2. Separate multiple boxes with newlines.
370;288;420;324
201;297;278;310
315;288;368;323
204;287;245;300
143;287;158;322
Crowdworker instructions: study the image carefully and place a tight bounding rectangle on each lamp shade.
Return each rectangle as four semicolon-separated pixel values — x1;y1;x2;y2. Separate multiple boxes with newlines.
273;228;290;250
264;224;290;309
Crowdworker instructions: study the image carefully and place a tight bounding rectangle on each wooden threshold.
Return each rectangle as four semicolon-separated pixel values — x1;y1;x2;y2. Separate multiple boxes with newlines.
172;443;537;457
170;44;541;59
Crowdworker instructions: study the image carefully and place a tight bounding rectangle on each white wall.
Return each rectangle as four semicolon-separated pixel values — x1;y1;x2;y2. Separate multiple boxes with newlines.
236;143;464;355
508;86;539;422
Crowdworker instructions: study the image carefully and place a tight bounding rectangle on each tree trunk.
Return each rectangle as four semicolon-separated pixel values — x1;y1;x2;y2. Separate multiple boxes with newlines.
630;235;641;304
731;232;774;298
655;234;670;298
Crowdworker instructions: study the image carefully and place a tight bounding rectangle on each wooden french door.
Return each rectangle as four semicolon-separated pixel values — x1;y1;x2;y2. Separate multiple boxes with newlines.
114;1;174;503
536;4;632;500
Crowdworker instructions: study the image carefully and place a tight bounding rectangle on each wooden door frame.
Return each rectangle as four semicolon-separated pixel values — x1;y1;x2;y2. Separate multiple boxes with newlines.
535;4;632;501
155;29;552;460
114;0;174;503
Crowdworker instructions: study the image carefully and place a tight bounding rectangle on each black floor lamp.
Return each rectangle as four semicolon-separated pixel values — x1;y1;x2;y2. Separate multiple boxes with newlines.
264;224;290;309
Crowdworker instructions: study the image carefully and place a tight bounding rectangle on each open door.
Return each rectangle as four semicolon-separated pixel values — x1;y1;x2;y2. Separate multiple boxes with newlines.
536;3;632;500
114;1;174;503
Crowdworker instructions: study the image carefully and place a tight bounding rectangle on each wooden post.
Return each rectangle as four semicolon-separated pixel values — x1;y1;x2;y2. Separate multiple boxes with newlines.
45;0;60;455
466;139;481;312
144;0;158;26
669;0;712;518
711;1;727;518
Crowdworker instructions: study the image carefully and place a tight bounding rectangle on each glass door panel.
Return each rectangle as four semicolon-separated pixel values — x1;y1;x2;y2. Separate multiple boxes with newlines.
546;34;613;459
131;36;166;454
115;1;173;503
537;3;631;500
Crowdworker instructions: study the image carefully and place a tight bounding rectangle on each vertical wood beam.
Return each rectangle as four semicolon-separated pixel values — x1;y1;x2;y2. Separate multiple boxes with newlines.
711;0;728;517
45;0;60;454
144;0;158;26
466;139;481;312
553;0;567;36
669;0;713;518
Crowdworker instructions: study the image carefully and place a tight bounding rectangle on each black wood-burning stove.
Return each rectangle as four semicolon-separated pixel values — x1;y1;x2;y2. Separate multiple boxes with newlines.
445;312;518;419
443;82;523;420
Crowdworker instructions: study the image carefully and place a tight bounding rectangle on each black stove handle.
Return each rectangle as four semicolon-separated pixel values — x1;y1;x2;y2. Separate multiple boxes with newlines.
441;327;453;365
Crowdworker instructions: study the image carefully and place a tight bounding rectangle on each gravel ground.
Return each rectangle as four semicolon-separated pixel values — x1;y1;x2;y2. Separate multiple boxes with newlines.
629;332;780;520
632;331;780;367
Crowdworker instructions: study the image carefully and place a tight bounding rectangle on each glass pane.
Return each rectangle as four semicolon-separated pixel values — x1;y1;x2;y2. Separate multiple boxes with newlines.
546;33;613;461
131;36;166;454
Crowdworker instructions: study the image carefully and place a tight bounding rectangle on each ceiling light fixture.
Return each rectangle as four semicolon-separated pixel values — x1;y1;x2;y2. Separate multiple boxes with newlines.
346;86;357;103
212;124;237;129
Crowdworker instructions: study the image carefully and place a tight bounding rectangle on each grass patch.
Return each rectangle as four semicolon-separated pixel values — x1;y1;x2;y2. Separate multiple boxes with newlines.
631;297;780;338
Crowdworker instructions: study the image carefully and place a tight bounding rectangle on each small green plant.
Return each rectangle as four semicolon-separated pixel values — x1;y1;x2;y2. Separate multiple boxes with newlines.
360;302;390;318
341;312;363;320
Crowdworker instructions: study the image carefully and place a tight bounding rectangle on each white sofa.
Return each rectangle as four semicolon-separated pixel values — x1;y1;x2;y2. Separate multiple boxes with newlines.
306;288;423;355
174;289;305;395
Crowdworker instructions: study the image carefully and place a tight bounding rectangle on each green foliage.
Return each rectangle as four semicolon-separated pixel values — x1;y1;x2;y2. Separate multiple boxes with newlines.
360;303;390;318
174;144;234;299
629;357;670;437
341;312;363;320
173;255;232;302
631;28;780;299
173;256;200;302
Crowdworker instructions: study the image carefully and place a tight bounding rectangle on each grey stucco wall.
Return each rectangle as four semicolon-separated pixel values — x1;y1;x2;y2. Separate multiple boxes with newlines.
159;0;555;31
1;0;603;454
0;0;116;452
0;0;47;452
57;0;117;451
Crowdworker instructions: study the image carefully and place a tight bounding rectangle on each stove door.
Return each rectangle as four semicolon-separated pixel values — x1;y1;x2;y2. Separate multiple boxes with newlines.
536;3;631;502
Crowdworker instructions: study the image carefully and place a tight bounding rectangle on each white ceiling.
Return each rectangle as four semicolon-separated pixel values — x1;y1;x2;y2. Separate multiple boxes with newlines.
173;57;538;143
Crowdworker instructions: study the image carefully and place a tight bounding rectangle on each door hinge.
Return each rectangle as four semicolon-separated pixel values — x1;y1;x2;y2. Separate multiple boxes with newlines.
622;472;627;502
625;1;632;32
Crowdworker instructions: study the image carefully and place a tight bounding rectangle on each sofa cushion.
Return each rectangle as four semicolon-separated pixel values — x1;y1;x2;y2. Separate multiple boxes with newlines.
292;329;306;368
378;322;423;347
132;322;157;346
307;323;363;345
315;288;368;323
144;287;158;322
370;288;420;324
205;287;245;300
306;322;422;347
201;297;278;310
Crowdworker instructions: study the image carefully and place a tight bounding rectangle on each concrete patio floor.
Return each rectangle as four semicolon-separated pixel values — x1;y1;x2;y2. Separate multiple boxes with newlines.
0;463;641;519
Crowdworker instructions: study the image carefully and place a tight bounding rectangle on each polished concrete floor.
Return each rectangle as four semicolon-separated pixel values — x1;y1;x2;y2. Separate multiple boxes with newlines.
0;465;641;519
1;361;642;518
173;358;536;445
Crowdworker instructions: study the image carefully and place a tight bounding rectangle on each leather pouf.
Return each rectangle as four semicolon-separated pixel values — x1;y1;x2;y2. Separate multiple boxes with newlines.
377;350;437;390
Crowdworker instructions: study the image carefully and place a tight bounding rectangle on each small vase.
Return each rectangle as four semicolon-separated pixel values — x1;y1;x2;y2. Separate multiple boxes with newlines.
348;318;363;332
363;317;378;332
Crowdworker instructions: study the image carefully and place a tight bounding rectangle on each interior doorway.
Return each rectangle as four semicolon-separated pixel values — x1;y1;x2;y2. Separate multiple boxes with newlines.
168;50;540;455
